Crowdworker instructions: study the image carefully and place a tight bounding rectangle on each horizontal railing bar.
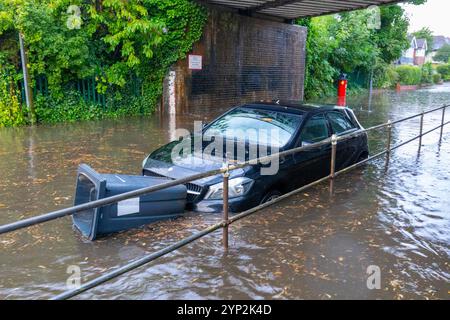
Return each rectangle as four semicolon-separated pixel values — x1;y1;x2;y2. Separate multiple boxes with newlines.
391;121;450;151
336;120;450;177
0;137;337;235
0;104;448;236
360;105;448;134
0;168;225;235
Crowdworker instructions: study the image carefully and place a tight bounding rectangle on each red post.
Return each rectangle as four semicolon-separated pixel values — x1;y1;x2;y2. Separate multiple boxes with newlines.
337;73;347;107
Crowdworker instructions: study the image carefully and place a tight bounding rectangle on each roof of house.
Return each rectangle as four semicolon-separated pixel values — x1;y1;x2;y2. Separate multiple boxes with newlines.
408;35;417;49
416;38;428;50
433;35;450;51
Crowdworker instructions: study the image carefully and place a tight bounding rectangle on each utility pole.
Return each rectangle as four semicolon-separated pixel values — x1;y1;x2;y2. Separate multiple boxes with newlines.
368;66;374;113
19;33;36;125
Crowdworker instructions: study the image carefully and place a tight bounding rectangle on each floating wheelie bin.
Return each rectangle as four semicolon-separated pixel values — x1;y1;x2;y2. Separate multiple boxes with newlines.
72;164;187;240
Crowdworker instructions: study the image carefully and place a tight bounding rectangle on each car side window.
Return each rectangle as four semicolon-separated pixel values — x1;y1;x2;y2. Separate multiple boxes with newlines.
327;112;355;134
300;114;330;145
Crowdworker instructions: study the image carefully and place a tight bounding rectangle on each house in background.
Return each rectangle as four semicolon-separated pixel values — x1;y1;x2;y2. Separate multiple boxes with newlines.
398;36;417;65
397;36;428;66
427;35;450;63
414;38;427;65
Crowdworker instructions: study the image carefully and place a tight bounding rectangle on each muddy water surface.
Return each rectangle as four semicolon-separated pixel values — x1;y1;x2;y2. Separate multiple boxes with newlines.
0;84;449;299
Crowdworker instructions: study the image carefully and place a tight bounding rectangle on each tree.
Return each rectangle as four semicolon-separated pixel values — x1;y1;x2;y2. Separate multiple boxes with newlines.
296;16;337;99
413;27;434;54
88;0;165;88
296;1;428;97
434;44;450;63
17;1;93;95
329;10;379;74
375;5;410;64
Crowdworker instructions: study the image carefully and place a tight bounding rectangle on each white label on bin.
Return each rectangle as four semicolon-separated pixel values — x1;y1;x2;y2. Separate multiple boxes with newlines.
117;197;140;216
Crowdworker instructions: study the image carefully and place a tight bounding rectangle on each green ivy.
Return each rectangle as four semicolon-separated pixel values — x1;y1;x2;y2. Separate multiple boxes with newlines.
0;64;25;127
34;92;103;123
0;0;207;126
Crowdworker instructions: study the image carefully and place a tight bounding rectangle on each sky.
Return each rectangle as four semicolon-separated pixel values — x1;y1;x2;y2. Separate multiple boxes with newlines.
402;0;450;37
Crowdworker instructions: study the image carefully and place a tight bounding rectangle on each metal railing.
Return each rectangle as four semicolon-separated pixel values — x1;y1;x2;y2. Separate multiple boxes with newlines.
0;104;448;300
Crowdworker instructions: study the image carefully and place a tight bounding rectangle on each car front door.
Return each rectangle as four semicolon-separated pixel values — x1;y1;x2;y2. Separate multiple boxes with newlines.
293;113;332;185
326;111;359;169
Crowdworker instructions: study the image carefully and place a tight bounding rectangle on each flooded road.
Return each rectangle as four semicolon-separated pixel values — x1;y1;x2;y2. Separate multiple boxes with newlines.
0;84;449;299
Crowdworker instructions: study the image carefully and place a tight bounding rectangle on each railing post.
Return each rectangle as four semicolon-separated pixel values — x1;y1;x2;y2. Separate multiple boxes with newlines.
440;106;446;140
386;120;392;160
222;165;230;251
330;134;337;179
419;112;424;151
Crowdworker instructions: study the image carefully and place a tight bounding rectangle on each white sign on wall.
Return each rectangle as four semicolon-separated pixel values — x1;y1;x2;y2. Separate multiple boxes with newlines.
188;55;203;70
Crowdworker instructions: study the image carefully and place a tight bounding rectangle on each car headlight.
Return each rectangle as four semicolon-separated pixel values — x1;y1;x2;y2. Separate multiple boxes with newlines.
204;177;254;200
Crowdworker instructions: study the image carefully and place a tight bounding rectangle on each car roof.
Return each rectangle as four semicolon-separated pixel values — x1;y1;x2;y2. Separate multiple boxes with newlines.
242;100;346;115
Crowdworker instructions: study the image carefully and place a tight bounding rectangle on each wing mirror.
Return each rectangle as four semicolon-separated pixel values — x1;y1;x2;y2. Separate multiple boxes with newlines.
301;141;312;147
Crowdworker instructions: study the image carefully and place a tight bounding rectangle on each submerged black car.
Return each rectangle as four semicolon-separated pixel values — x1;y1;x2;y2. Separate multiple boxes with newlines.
142;101;369;213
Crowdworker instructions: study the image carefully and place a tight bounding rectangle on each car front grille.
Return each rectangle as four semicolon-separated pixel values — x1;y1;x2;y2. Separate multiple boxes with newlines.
185;183;204;203
144;169;204;203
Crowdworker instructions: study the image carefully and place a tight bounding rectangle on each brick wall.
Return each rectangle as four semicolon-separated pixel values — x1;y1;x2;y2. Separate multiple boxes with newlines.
414;56;426;66
162;8;307;115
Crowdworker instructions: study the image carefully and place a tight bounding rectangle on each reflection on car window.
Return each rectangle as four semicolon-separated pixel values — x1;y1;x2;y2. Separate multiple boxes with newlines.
204;107;303;147
300;114;329;143
327;112;355;134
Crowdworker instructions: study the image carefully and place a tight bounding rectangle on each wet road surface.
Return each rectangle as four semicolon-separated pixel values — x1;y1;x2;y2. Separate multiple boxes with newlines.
0;83;449;299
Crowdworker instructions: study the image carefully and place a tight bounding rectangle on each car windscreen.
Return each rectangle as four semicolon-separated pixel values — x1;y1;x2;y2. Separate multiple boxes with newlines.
204;107;303;148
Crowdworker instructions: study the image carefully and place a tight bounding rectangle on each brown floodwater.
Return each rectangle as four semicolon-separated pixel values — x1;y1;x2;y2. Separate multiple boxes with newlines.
0;84;449;299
